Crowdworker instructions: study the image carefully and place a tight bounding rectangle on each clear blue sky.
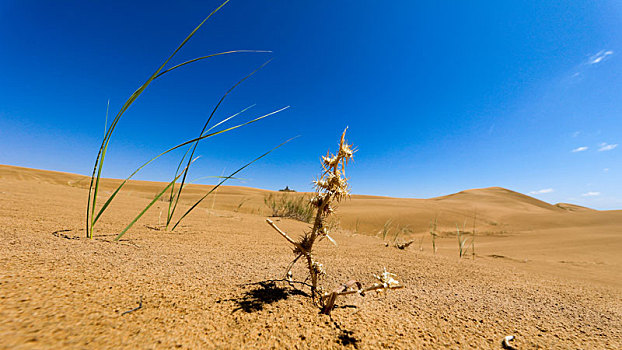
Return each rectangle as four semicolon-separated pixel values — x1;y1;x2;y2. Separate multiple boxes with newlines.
1;1;621;209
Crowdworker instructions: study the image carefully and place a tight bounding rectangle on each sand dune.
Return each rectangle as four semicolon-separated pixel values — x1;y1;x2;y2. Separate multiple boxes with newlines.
2;164;621;286
554;202;595;211
1;164;621;348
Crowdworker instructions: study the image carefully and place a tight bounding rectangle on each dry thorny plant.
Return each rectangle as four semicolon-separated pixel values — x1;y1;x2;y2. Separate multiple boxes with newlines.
266;128;403;314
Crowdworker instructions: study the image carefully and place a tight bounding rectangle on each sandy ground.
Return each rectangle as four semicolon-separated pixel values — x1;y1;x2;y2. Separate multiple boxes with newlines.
1;164;621;349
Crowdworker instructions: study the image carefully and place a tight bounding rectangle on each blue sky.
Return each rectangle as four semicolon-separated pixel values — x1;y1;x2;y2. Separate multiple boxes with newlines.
1;1;621;209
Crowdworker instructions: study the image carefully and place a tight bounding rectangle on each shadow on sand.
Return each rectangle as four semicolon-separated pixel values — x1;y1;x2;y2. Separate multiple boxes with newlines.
230;281;308;313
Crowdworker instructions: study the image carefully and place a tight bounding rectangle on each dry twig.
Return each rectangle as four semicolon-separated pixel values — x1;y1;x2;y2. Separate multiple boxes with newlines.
121;296;143;316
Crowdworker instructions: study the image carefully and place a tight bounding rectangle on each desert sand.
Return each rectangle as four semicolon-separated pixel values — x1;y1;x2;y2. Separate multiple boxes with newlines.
1;164;621;349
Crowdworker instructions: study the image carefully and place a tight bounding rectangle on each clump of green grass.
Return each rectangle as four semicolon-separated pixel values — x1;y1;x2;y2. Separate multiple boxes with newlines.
456;213;477;259
379;219;393;241
235;197;250;213
418;234;426;251
456;223;468;258
85;0;290;240
392;225;414;249
471;211;477;259
266;129;403;314
456;219;473;258
379;220;414;249
429;215;438;254
264;193;314;223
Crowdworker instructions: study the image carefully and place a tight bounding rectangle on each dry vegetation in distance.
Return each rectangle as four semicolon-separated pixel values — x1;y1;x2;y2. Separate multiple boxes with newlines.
264;193;314;223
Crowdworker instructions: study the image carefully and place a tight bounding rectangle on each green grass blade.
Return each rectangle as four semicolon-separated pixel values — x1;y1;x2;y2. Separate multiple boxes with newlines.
188;175;245;183
155;50;271;79
393;226;402;243
195;106;290;143
86;100;111;238
166;144;192;218
168;60;273;225
166;103;256;226
205;104;256;134
167;104;254;193
163;96;250;218
171;137;297;231
104;100;110;136
90;106;289;228
114;158;198;241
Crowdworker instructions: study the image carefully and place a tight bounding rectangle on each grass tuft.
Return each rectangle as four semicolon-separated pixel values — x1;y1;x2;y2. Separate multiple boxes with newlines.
379;219;393;241
87;0;237;238
471;211;477;259
235;197;250;213
392;225;414;249
430;215;438;254
264;193;314;223
85;0;289;239
457;221;470;258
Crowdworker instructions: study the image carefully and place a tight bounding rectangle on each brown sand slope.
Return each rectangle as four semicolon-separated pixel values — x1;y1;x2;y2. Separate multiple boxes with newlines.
554;202;596;212
1;164;621;349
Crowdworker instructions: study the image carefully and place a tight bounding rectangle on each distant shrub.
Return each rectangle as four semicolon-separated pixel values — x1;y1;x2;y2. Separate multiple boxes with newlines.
264;193;314;223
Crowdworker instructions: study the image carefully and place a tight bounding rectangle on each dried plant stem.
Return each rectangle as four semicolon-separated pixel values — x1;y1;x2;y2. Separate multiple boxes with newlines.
305;201;330;297
266;219;304;252
266;219;317;295
267;129;353;301
268;129;403;315
267;221;318;299
320;270;404;315
325;284;405;299
285;253;303;278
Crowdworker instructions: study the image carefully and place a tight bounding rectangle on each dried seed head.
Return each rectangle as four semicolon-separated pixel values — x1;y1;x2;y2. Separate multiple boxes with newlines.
338;128;354;163
338;141;354;162
322;155;339;168
313;128;354;207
